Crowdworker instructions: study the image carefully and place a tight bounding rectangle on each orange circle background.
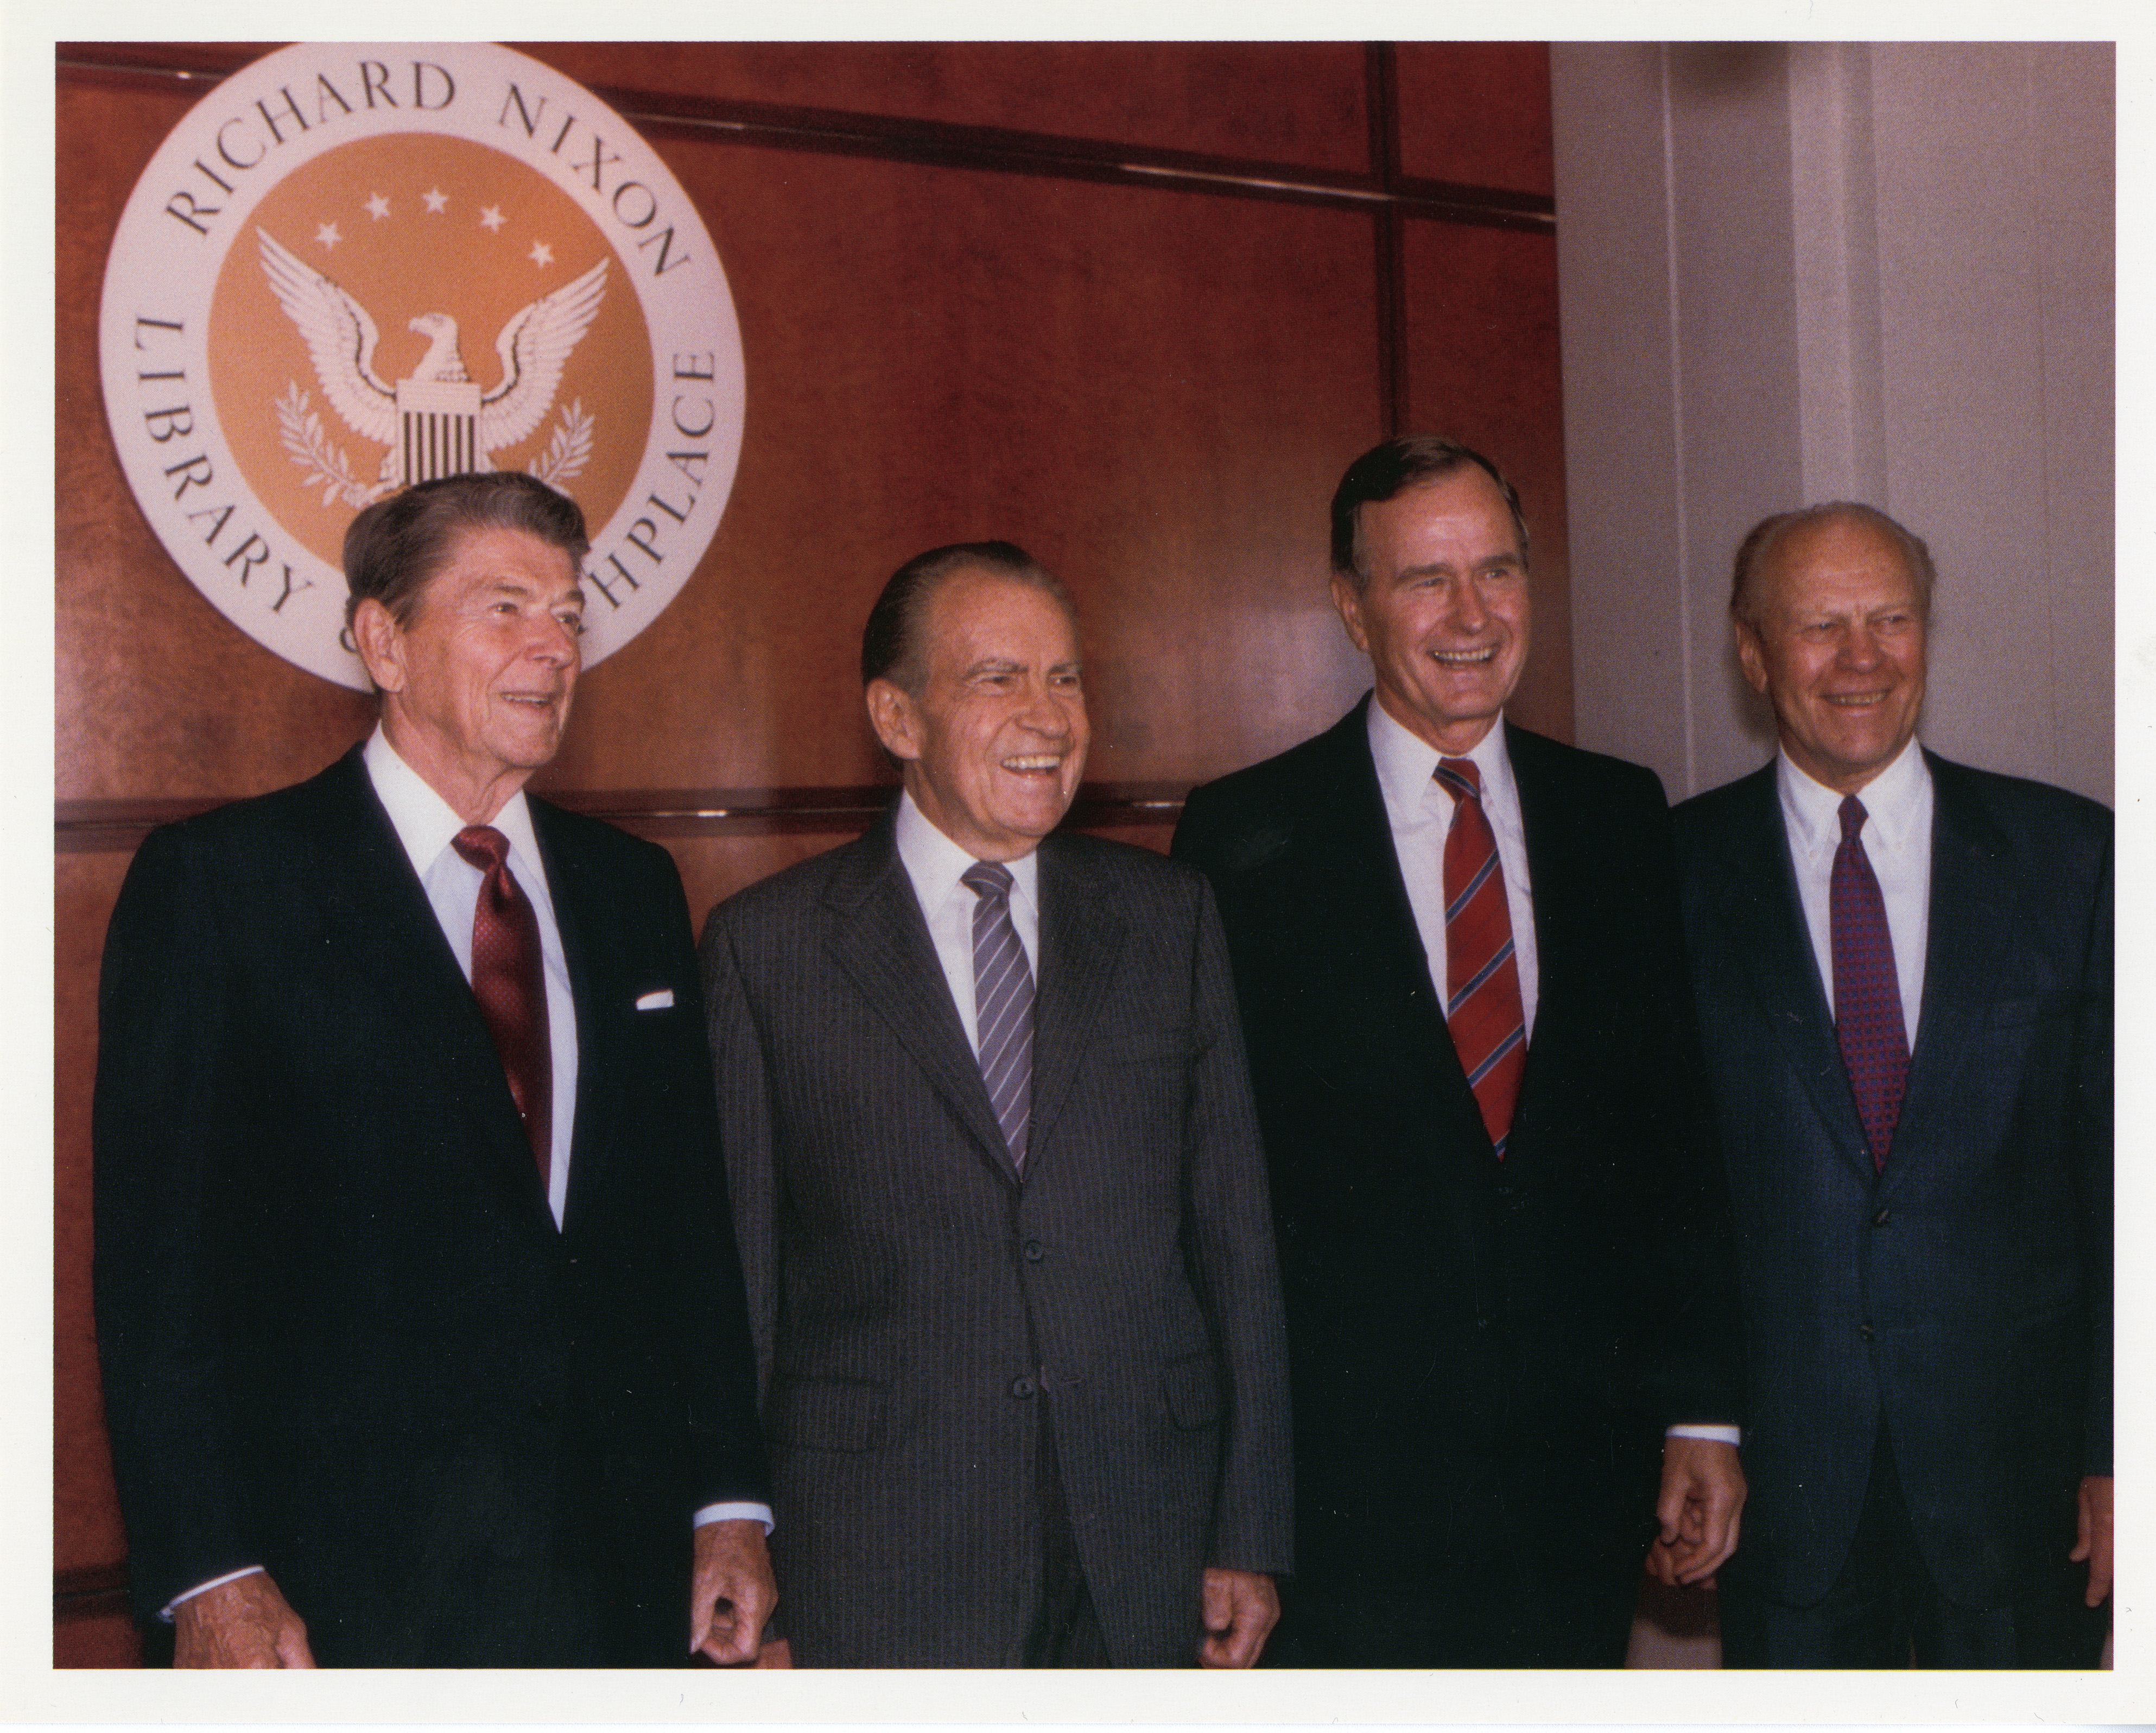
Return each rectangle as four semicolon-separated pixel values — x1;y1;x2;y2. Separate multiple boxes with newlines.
211;134;652;566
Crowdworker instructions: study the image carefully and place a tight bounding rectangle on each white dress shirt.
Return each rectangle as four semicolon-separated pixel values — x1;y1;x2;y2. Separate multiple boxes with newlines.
364;729;580;1227
1366;699;1540;1036
1775;736;1933;1047
1368;701;1734;1446
894;790;1041;1054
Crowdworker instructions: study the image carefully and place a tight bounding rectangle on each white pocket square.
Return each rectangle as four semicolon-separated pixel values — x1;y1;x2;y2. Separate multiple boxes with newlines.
635;989;675;1011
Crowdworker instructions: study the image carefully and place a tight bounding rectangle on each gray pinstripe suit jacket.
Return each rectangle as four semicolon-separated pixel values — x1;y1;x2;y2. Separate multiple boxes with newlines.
699;810;1292;1666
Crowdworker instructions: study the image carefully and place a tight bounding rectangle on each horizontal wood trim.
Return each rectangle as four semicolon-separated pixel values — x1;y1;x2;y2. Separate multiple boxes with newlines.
53;45;1555;234
55;783;1193;853
55;1561;130;1624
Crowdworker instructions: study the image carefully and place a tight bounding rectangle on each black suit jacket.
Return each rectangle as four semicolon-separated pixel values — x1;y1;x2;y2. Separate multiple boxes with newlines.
699;813;1293;1666
92;748;768;1664
1174;702;1741;1613
1672;752;2111;1608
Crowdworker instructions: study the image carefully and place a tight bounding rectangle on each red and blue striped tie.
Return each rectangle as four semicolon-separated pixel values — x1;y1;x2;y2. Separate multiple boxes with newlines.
1436;759;1526;1159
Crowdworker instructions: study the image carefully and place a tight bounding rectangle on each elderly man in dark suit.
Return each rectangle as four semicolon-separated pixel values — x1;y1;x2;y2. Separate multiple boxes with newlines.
1172;436;1745;1667
93;472;775;1667
1672;502;2111;1667
700;541;1293;1667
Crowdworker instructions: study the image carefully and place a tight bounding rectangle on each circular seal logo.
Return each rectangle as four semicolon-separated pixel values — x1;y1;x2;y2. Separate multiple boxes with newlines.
99;43;744;689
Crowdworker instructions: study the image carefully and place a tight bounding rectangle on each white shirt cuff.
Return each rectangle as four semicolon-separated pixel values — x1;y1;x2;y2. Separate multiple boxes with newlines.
1666;1424;1742;1445
159;1563;267;1622
694;1501;775;1534
158;1507;775;1622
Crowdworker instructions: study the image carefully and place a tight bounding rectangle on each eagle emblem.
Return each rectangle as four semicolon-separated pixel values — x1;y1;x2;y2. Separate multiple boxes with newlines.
258;226;606;504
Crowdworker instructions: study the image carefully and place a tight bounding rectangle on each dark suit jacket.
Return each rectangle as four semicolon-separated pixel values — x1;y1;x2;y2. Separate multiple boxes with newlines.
1173;702;1742;1622
1672;752;2111;1608
698;813;1293;1667
92;748;768;1664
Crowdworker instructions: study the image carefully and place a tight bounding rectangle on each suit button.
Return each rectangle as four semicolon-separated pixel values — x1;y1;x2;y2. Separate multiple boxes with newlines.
1873;1207;1891;1227
1010;1375;1037;1400
1859;1322;1875;1342
1023;1239;1044;1262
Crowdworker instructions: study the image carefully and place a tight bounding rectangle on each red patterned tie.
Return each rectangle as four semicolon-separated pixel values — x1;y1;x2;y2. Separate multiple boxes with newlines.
1830;795;1908;1171
1436;758;1527;1158
452;825;551;1185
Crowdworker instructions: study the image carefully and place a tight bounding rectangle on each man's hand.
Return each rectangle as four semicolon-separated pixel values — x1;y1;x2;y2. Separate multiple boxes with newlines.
2071;1475;2113;1608
689;1517;778;1665
1645;1435;1746;1588
173;1572;315;1668
1199;1566;1279;1667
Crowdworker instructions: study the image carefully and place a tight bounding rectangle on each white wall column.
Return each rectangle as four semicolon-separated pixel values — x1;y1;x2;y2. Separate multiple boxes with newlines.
1552;42;2113;806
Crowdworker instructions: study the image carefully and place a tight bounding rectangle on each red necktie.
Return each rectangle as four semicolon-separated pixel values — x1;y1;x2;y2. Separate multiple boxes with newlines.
452;825;551;1186
1829;795;1908;1171
1435;758;1527;1158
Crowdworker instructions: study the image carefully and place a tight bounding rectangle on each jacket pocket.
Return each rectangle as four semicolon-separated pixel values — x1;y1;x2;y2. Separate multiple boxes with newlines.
766;1375;890;1452
1161;1351;1223;1431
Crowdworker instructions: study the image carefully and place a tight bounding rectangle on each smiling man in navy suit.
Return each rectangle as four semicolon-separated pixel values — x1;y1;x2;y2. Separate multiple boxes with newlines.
1175;437;1746;1667
94;472;775;1667
1672;502;2111;1667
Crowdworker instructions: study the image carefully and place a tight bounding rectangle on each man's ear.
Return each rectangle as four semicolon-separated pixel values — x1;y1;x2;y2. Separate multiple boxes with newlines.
352;598;408;695
1734;621;1771;698
1329;573;1372;657
866;678;921;762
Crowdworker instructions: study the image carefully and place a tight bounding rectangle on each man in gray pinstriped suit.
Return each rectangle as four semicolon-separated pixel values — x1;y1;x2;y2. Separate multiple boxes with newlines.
699;542;1293;1667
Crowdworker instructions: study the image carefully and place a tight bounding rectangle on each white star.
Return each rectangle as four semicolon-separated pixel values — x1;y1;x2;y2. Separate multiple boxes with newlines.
364;193;391;220
479;205;506;233
422;187;449;214
528;239;554;268
314;222;342;250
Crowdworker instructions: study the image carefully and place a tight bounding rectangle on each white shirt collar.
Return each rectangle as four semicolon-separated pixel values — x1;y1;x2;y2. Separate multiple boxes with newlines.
1365;694;1515;825
892;789;1040;911
1775;733;1930;861
362;726;545;884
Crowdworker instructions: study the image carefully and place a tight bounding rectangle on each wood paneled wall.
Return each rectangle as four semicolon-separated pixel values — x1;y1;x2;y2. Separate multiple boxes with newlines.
54;40;1563;1665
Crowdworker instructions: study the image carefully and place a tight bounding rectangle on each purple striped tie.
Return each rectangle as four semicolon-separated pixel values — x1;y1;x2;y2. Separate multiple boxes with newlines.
1435;758;1527;1159
1830;795;1908;1171
963;861;1034;1170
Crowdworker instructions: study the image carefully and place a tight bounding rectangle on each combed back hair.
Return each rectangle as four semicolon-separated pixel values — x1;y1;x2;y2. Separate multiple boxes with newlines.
1729;501;1937;631
1329;435;1530;588
860;540;1075;692
343;471;589;631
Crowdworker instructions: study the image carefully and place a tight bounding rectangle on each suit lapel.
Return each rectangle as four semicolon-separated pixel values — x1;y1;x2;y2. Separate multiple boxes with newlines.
1890;756;2013;1189
1502;726;1568;1139
1315;706;1454;1034
1030;838;1123;1174
1308;705;1478;1123
314;751;552;1215
531;799;607;1229
823;817;1018;1181
1707;766;1874;1177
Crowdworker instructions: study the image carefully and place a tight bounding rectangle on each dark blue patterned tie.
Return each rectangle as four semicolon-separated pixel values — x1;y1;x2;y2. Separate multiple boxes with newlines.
963;861;1034;1170
1830;795;1908;1171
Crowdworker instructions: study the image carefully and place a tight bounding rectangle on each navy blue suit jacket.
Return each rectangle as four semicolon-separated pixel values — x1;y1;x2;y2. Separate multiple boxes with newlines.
1673;752;2111;1607
93;748;768;1661
1174;702;1742;1610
